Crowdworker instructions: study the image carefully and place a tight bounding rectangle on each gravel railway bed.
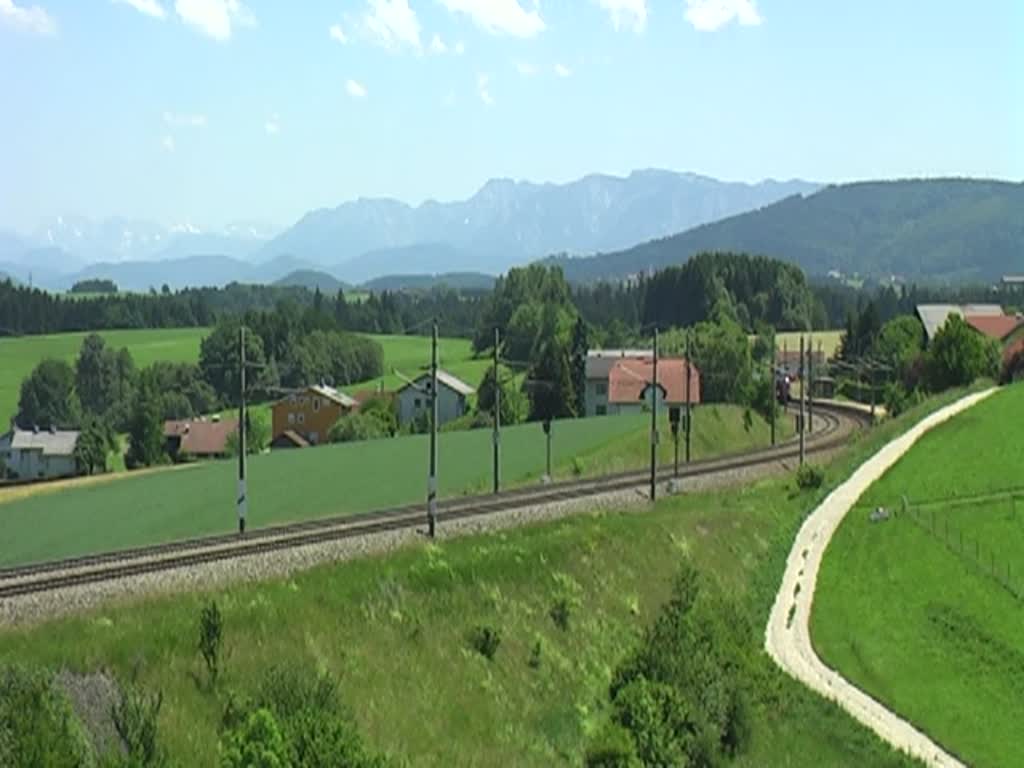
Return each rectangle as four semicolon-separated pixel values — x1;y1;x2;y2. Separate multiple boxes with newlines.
0;404;867;608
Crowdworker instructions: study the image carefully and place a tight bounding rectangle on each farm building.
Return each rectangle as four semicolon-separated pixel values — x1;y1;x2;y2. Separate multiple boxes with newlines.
915;304;1004;342
163;417;238;460
0;426;80;480
271;384;356;447
584;350;701;417
396;369;474;427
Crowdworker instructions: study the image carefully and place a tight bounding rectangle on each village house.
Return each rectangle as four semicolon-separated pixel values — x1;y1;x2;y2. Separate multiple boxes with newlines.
0;426;81;481
584;350;701;417
271;384;356;447
163;417;238;461
396;369;474;428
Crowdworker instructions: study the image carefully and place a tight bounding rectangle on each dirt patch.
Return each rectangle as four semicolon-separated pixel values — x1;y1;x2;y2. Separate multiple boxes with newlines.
0;463;198;507
55;668;123;758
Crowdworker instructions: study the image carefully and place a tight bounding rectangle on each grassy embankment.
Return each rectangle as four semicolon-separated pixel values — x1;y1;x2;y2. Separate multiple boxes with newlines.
0;393;962;766
0;404;789;567
813;382;1024;768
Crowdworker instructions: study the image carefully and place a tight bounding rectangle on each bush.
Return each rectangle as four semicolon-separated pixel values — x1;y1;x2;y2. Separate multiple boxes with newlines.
468;625;502;660
111;682;166;767
198;600;223;686
571;457;586;477
796;463;824;490
328;412;388;444
221;708;289;768
0;664;94;768
550;598;571;631
584;723;642;768
222;664;387;768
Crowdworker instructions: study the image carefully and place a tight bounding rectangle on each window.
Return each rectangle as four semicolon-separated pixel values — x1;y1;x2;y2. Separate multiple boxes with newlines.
288;394;297;405
297;413;305;425
287;413;295;425
414;397;422;408
596;382;607;396
312;397;321;412
596;405;607;416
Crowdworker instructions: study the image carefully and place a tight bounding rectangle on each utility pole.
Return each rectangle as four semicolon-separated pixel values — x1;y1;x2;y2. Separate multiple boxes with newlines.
543;419;552;478
650;327;659;502
799;335;806;466
807;329;814;434
237;325;247;535
492;326;500;494
428;320;439;538
870;360;877;419
770;328;776;446
685;331;692;464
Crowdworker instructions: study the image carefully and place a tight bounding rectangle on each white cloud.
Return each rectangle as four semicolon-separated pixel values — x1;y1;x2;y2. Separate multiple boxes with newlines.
595;0;647;33
363;0;420;51
429;33;447;54
113;0;166;19
265;113;280;135
554;62;572;78
683;0;761;31
454;40;465;54
161;134;176;152
163;111;207;127
515;60;537;77
477;73;494;106
174;0;254;42
0;0;56;36
439;0;544;38
329;23;347;43
346;78;368;99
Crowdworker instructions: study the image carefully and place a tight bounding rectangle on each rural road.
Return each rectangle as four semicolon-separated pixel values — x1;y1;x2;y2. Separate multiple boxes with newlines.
765;388;998;768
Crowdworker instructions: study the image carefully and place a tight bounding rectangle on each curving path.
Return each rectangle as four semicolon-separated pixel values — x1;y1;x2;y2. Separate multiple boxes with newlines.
765;388;998;768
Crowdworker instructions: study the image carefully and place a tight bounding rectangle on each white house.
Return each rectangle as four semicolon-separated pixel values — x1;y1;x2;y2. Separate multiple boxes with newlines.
396;369;475;427
584;350;701;417
0;427;80;481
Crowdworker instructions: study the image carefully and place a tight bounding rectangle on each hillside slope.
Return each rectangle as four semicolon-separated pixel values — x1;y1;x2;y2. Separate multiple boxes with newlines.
550;179;1024;283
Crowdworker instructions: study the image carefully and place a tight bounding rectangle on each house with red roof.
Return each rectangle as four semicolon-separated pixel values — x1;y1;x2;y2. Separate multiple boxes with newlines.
585;350;701;417
964;312;1024;369
164;417;238;461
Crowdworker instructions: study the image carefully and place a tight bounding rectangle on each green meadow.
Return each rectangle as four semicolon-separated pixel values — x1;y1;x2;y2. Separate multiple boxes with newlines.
813;383;1024;767
0;404;784;567
0;395;943;766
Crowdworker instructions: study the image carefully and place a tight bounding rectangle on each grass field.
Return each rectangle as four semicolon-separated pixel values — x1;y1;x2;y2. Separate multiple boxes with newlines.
0;328;486;428
775;329;843;358
0;404;787;567
0;401;929;766
813;383;1024;767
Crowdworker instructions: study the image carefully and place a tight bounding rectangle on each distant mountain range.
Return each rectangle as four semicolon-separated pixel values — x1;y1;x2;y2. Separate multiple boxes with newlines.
261;170;820;281
549;179;1024;284
2;175;1021;292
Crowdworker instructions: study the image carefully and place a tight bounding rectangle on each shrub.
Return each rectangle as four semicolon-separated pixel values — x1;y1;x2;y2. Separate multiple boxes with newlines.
550;598;571;631
0;664;94;768
469;625;502;660
221;708;289;768
796;463;824;490
328;412;389;444
584;723;642;768
198;600;224;686
111;682;165;767
571;457;586;477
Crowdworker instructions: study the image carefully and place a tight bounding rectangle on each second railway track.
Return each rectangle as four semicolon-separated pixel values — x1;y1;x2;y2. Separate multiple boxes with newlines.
0;403;869;600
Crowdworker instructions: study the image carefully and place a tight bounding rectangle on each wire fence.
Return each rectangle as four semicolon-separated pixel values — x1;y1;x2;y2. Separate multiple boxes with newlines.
884;488;1024;603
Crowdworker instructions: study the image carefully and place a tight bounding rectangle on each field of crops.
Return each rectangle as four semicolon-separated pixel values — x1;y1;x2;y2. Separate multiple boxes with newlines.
813;383;1024;767
0;328;487;427
774;329;843;358
0;403;789;567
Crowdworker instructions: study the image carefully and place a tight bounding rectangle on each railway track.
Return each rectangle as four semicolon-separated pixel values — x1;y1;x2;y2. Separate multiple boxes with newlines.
0;403;869;600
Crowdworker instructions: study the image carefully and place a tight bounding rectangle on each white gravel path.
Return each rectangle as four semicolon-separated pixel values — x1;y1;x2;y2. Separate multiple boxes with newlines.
765;388;998;768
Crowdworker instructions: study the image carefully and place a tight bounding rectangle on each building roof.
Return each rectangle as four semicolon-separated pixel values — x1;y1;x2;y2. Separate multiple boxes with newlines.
164;418;238;456
965;314;1024;341
272;430;311;448
308;384;357;408
585;349;653;380
607;358;701;405
400;369;475;397
916;304;1004;341
7;428;80;456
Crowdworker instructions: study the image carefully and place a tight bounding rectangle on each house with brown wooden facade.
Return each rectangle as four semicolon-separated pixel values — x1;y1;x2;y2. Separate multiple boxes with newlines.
270;384;356;447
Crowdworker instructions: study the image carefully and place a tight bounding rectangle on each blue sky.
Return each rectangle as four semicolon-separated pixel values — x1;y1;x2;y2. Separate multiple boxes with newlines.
0;0;1021;233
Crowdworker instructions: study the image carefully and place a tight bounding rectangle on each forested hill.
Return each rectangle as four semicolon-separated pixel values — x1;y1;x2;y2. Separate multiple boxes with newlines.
548;179;1024;284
